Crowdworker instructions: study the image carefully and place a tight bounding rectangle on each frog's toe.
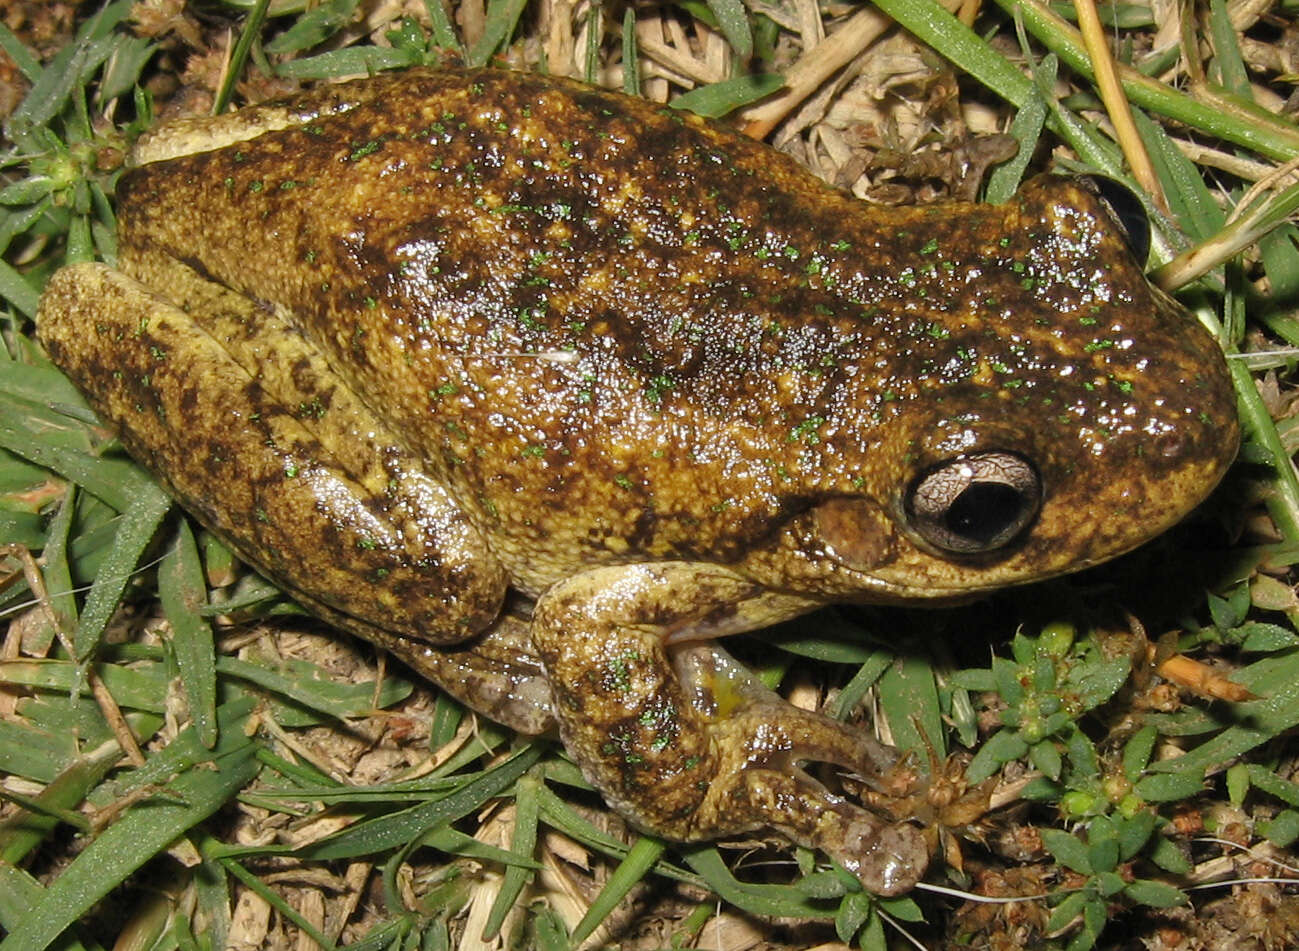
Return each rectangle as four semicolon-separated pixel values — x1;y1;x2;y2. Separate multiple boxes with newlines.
743;768;929;895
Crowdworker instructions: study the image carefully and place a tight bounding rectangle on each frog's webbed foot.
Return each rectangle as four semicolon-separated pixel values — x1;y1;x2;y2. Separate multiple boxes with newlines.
676;643;929;895
532;563;930;896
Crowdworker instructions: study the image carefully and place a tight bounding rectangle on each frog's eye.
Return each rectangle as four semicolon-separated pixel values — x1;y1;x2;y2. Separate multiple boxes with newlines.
1078;175;1151;266
906;452;1041;555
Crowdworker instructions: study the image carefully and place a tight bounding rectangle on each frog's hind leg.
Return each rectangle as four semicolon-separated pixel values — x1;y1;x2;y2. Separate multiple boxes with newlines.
39;262;508;645
532;563;929;896
343;606;558;737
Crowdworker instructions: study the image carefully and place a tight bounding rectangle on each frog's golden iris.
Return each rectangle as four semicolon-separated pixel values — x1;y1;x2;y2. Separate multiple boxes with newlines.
37;67;1238;894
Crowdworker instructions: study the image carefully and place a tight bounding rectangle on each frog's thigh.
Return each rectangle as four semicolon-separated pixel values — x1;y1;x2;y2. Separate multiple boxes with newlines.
39;263;506;643
532;563;928;896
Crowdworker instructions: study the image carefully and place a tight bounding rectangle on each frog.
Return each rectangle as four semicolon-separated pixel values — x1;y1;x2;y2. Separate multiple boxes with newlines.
36;66;1239;896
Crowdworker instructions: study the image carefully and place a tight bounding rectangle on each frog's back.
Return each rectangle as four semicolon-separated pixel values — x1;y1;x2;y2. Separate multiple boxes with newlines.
116;68;1236;594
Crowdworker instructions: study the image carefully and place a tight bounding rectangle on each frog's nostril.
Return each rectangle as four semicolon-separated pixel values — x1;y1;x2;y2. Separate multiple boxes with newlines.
906;451;1042;555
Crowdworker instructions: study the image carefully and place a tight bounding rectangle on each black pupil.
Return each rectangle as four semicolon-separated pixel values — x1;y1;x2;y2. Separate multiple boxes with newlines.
944;482;1026;545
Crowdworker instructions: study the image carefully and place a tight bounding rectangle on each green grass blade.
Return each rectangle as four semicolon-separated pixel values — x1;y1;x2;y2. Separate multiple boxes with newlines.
466;0;529;68
998;0;1299;160
298;744;542;861
0;740;122;865
985;59;1054;204
570;835;666;945
73;483;170;658
877;654;945;764
0;260;39;318
0;734;259;951
681;846;831;918
868;0;1033;104
669;74;784;117
158;521;218;748
0;22;40;81
482;771;542;939
705;0;752;61
422;0;463;55
215;654;411;722
0;864;95;951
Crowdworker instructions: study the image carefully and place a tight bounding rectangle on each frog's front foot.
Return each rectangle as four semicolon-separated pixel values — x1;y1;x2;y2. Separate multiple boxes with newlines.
532;564;930;896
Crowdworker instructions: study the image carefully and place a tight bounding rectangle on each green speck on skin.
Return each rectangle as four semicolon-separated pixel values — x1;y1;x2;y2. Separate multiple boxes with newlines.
481;497;499;518
279;180;297;190
284;462;298;478
364;297;377;309
831;239;851;251
650;734;671;752
248;180;264;193
1079;315;1098;325
521;444;545;458
1114;378;1133;393
755;247;770;260
431;381;458;398
614;474;635;490
927;322;950;339
608;656;631;689
298;399;327;419
645;374;675;405
920;238;939;255
356;537;377;551
305;249;317;263
1084;339;1115;353
710;498;733;513
255;508;269;523
348;140;382;161
783;245;800;260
